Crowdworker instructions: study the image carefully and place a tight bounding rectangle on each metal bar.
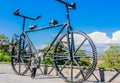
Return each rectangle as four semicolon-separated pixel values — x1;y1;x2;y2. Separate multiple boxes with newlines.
56;0;72;7
74;38;87;54
73;59;85;79
25;24;64;33
59;59;69;73
66;27;71;57
22;18;26;32
48;67;54;75
23;32;38;55
74;55;93;58
108;72;120;82
92;73;100;81
99;68;105;82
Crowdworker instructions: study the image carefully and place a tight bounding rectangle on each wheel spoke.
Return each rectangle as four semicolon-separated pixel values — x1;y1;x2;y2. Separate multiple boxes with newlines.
14;58;19;66
74;59;85;79
74;38;87;54
20;58;28;69
11;56;17;58
74;55;93;58
59;41;68;51
11;55;19;66
54;53;68;57
19;60;21;74
71;61;73;82
54;58;68;61
54;53;69;61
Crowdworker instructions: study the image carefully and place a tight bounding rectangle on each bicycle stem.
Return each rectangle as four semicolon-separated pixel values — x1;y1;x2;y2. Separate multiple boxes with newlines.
65;5;70;26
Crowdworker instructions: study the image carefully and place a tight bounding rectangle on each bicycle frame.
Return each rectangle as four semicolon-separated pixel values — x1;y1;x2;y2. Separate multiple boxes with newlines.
14;0;76;59
22;23;69;57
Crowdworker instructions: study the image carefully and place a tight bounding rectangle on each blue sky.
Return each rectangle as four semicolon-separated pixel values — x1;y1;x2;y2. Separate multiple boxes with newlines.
0;0;120;51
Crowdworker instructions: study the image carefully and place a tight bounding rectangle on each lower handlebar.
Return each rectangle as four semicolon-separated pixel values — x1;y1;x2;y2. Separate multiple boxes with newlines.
13;8;41;20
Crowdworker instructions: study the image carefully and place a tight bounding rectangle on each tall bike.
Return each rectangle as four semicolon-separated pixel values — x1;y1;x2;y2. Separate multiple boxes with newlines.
11;0;97;83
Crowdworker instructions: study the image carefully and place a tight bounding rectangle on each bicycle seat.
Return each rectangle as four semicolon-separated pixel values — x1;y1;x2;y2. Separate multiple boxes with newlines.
29;24;37;30
49;19;58;25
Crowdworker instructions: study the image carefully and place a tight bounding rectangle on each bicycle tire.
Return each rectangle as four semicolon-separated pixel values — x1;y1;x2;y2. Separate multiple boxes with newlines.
11;34;32;75
54;30;97;83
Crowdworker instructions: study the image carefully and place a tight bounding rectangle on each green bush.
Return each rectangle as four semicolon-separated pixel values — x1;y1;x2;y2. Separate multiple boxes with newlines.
0;50;10;62
0;50;4;61
2;55;10;62
98;45;120;68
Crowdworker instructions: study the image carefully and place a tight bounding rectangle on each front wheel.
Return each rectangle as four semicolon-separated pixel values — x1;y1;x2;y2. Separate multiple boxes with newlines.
54;31;97;83
11;34;32;75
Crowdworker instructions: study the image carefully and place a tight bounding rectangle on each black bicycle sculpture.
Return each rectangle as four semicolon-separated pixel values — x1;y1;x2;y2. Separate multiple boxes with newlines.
11;0;97;83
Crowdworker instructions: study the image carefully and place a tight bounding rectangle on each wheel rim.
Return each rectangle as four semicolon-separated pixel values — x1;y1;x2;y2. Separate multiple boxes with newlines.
54;31;97;82
11;35;32;75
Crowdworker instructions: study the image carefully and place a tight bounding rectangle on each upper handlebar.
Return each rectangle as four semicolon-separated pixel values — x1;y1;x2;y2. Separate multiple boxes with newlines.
56;0;76;9
56;0;70;6
13;8;41;20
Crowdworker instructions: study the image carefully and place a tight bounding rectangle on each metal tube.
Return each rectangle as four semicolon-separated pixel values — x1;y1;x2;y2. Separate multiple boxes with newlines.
22;18;26;32
25;24;64;33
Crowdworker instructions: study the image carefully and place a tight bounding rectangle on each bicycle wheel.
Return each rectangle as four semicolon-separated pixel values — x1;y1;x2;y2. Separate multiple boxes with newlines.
54;31;97;83
11;34;32;75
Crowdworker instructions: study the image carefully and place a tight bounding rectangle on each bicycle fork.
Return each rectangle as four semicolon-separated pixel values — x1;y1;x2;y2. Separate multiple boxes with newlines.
66;26;75;82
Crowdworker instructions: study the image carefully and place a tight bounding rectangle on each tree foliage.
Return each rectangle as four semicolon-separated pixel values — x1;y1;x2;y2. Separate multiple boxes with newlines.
39;45;54;65
0;34;9;52
40;45;91;66
0;50;10;62
0;34;9;45
76;50;92;66
100;45;120;68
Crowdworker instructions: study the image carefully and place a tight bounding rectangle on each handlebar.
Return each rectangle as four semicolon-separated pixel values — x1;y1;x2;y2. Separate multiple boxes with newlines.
56;0;76;9
13;8;19;15
13;8;41;20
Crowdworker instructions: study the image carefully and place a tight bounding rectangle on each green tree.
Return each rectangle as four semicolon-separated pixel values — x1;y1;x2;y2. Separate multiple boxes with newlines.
100;45;120;68
76;50;92;66
0;34;9;44
40;45;54;65
40;44;91;66
0;34;9;52
0;50;10;62
0;34;8;39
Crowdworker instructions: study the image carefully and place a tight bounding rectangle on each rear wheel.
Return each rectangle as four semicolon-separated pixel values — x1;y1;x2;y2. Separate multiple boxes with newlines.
11;34;32;75
54;31;97;83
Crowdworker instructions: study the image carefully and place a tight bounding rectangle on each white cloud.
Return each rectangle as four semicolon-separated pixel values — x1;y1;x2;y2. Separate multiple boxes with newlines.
88;31;111;45
88;30;120;45
62;31;120;52
111;30;120;44
86;30;120;52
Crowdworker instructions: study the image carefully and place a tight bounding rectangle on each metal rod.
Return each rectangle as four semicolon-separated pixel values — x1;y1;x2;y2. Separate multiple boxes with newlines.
26;24;64;33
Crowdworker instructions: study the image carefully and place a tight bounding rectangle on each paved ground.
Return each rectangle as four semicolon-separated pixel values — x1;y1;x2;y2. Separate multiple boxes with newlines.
0;63;66;83
0;63;120;83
